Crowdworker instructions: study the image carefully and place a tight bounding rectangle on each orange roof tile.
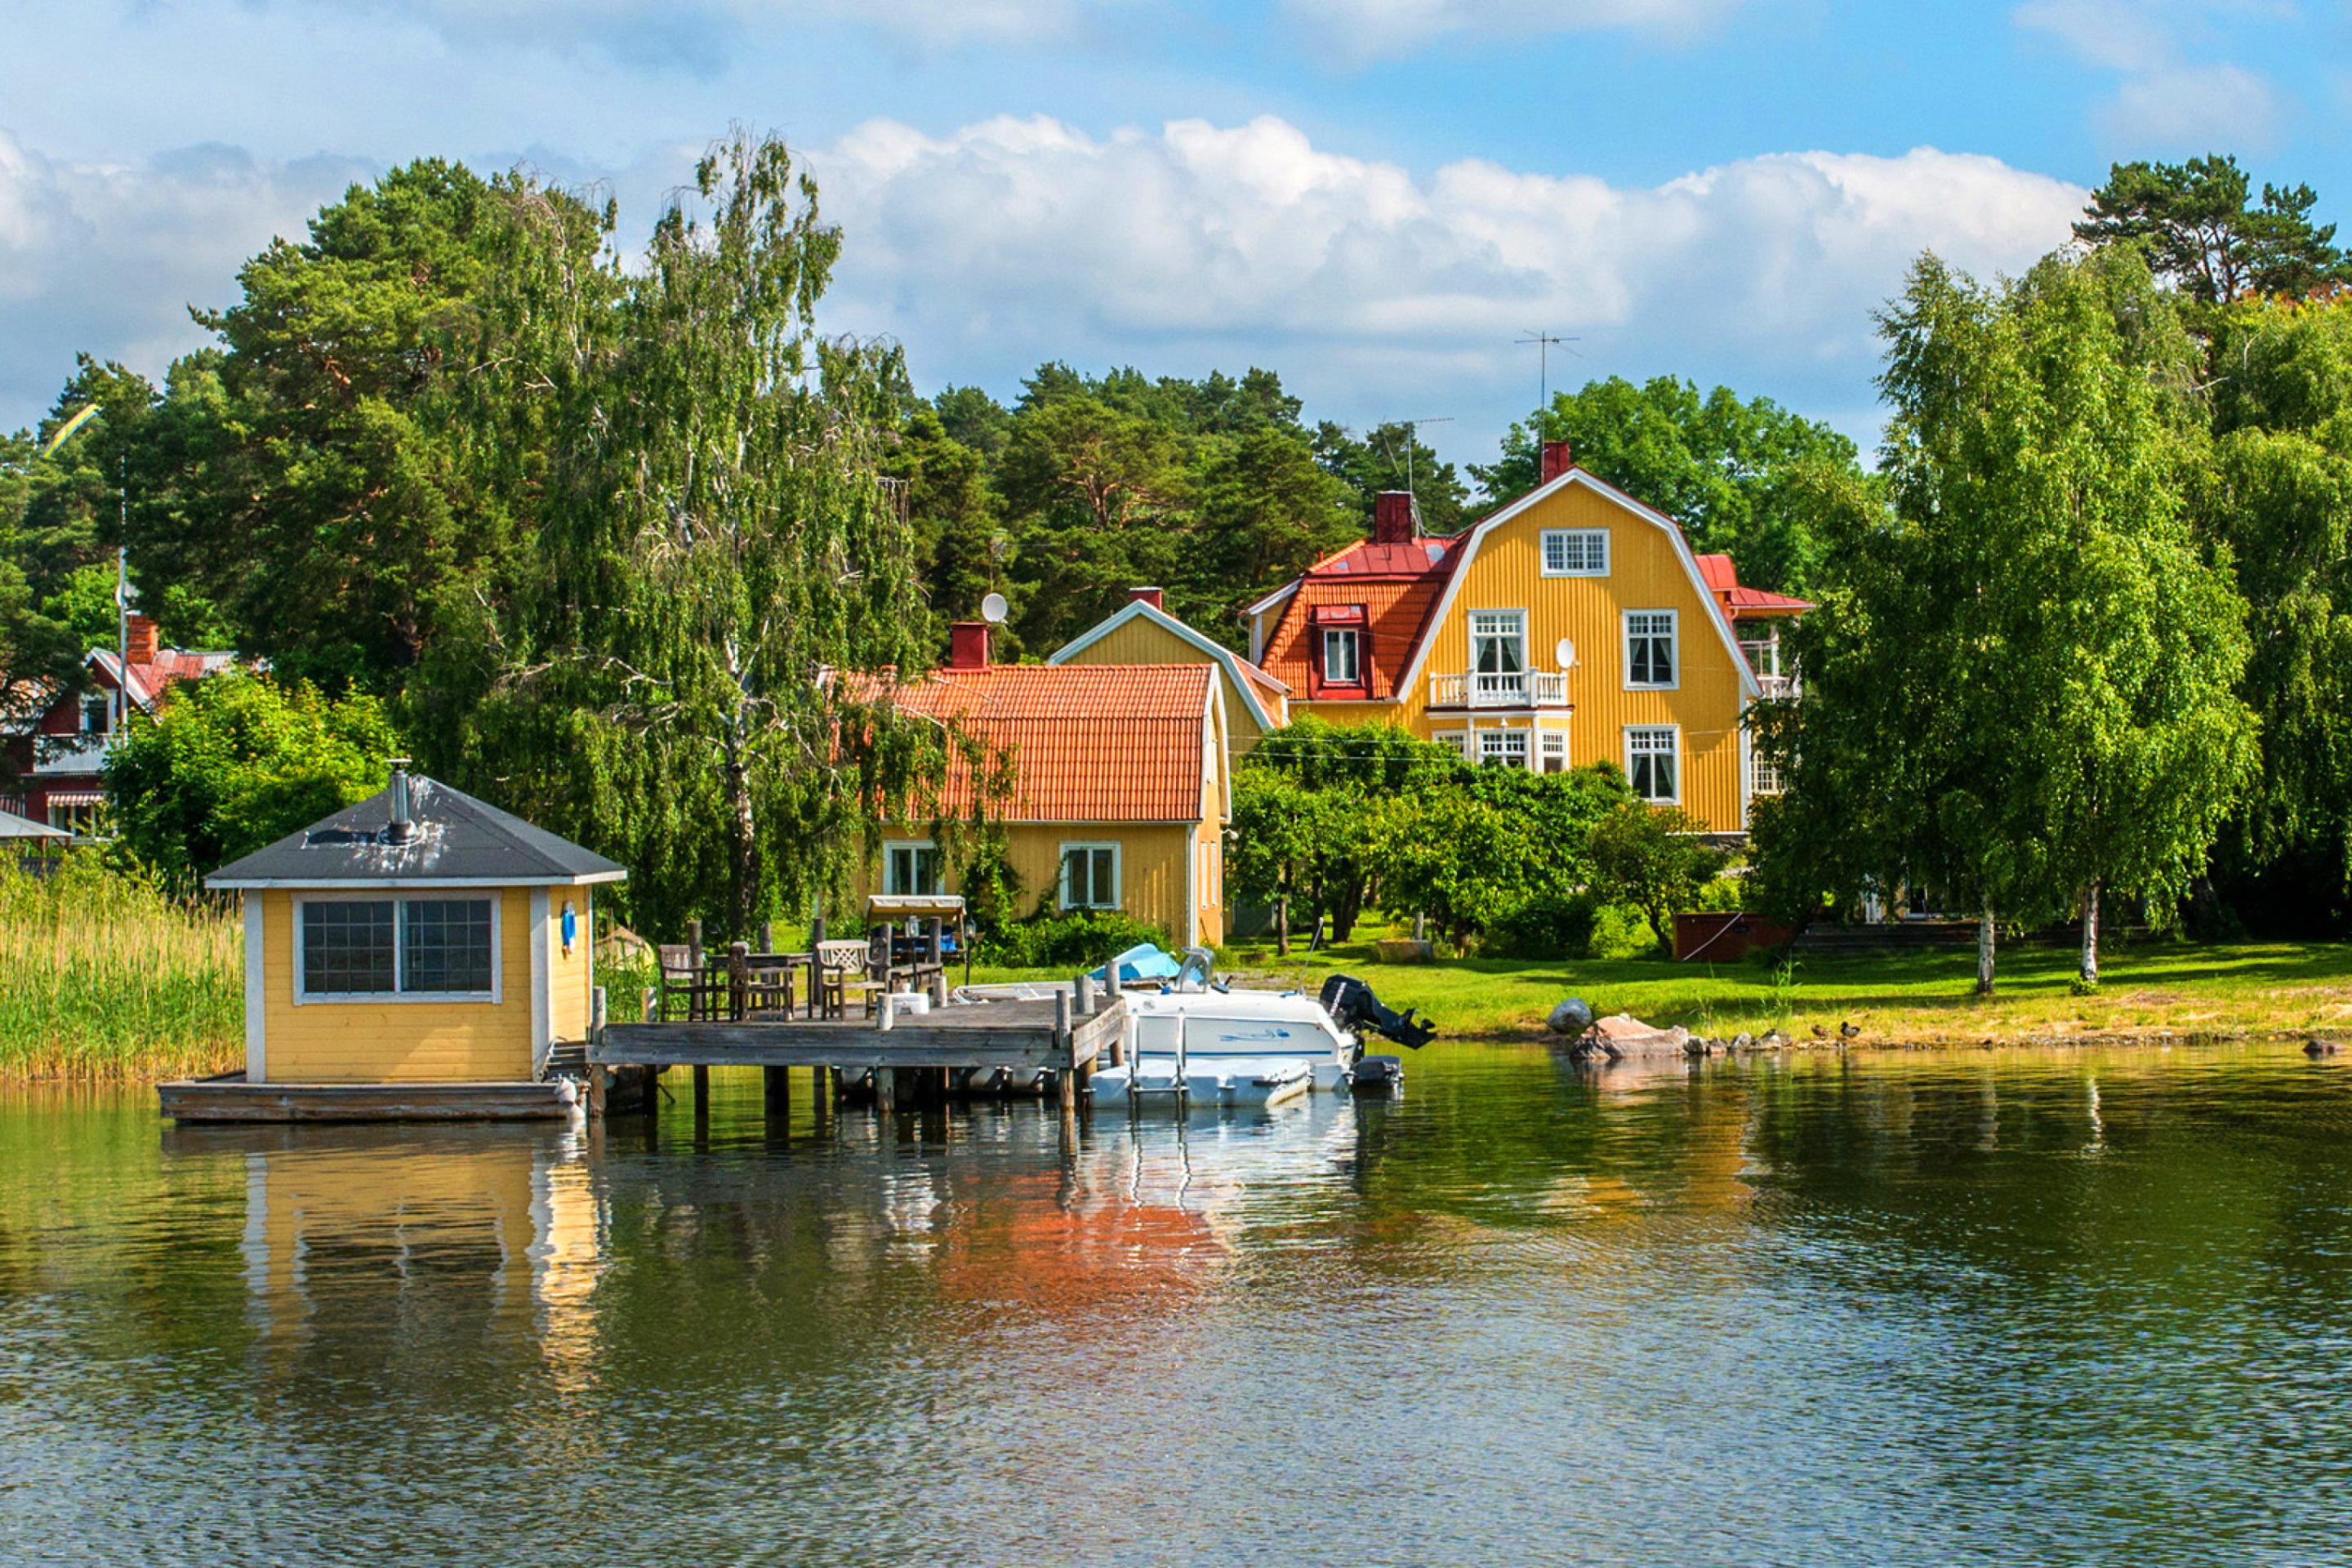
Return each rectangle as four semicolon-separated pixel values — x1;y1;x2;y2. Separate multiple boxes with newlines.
1257;534;1463;701
874;663;1217;823
1695;554;1814;618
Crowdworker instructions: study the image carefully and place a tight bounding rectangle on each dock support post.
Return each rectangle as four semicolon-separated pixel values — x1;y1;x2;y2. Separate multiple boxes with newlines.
808;916;825;1020
1077;972;1095;1015
693;1063;710;1120
764;1064;789;1121
1056;991;1076;1114
875;1067;896;1118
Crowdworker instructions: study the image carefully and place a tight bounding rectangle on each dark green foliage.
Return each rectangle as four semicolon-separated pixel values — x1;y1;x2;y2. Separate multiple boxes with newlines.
1585;803;1729;951
2075;155;2350;307
978;908;1170;969
100;673;401;883
1481;892;1600;961
1471;375;1869;595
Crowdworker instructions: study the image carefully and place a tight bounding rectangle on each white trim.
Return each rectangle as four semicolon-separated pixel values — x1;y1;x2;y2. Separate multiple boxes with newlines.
1182;820;1198;949
209;871;626;891
1539;528;1610;577
530;888;552;1076
1623;608;1682;692
1046;599;1287;734
1624;725;1682;805
243;896;267;1084
290;890;505;1006
1396;469;1760;703
882;837;942;896
1241;580;1301;619
1058;840;1123;911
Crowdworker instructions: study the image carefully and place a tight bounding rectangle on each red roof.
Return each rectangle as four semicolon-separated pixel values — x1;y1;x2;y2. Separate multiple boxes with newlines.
1257;536;1463;701
1696;554;1812;619
872;663;1218;823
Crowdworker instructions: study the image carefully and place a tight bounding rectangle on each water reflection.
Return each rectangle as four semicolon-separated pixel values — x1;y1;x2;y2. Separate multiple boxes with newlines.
0;1045;2348;1566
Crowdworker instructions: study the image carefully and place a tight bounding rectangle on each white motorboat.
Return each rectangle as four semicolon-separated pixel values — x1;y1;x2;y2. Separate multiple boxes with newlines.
1089;949;1436;1109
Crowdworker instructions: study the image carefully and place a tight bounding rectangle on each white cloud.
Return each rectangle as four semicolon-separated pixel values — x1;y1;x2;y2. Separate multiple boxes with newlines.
1279;0;1748;59
810;114;2085;455
0;135;368;429
2012;0;2295;150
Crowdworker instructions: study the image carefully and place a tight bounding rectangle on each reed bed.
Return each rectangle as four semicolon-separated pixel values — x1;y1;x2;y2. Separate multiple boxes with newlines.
0;858;243;1080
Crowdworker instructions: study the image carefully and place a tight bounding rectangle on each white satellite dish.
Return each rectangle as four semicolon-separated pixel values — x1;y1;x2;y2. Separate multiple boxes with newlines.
980;592;1009;625
1555;638;1577;669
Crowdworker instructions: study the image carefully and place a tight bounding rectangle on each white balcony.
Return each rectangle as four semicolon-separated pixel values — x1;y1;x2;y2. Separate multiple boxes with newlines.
1753;673;1801;701
1428;669;1571;710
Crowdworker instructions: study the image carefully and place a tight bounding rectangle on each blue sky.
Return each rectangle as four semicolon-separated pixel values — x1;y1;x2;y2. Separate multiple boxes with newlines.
0;1;2341;469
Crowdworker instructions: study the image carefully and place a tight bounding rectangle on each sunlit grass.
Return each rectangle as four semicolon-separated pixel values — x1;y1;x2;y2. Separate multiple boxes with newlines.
0;857;243;1080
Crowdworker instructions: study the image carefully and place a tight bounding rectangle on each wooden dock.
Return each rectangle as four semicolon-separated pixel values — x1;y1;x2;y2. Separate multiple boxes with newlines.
160;1072;581;1123
591;993;1129;1115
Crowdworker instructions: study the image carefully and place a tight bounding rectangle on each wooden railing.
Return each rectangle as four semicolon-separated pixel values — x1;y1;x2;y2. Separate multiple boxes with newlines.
1428;669;1570;709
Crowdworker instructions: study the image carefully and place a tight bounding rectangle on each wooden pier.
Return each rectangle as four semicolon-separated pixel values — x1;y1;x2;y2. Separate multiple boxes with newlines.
590;991;1129;1116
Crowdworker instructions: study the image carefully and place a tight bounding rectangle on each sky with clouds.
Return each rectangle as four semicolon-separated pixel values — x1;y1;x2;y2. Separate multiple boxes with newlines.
0;0;2341;465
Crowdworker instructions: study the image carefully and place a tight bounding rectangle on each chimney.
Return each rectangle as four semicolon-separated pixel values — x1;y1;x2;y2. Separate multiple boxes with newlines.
124;612;158;667
1372;491;1415;546
1127;586;1165;610
947;621;990;670
386;758;415;844
1539;439;1575;485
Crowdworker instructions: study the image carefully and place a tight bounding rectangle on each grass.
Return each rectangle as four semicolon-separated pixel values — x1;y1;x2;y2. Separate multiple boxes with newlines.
0;858;243;1080
984;931;2352;1047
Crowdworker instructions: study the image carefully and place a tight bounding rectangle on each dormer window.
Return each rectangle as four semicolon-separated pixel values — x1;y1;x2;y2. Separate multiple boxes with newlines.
1307;604;1370;696
1321;627;1360;684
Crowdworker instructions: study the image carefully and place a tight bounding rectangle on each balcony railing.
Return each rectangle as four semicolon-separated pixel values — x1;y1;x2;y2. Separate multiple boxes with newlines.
1428;669;1571;710
1753;673;1801;700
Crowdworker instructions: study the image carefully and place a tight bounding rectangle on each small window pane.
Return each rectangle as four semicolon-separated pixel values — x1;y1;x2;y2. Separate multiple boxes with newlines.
1628;612;1676;686
1542;530;1608;576
1322;628;1360;684
1627;728;1677;802
304;901;396;995
403;899;494;993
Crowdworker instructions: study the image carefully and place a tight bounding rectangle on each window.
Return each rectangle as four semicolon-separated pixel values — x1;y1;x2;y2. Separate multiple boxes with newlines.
1479;730;1529;768
1539;732;1568;774
1471;611;1526;700
1321;626;1361;685
403;899;494;993
1625;610;1677;688
299;896;497;1000
1626;727;1679;803
1540;529;1609;577
884;840;940;896
1060;843;1120;910
81;697;110;734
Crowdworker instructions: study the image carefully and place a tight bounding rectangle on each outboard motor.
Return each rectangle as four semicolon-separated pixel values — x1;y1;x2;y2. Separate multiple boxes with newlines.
1318;974;1438;1052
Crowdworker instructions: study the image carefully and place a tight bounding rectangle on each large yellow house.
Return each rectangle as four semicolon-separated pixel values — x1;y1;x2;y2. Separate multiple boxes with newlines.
1245;442;1807;833
1049;587;1290;756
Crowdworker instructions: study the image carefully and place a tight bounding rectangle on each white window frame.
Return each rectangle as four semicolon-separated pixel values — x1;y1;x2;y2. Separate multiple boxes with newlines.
883;838;941;897
1321;626;1362;686
1478;729;1530;768
292;891;504;1006
1539;731;1569;774
1624;609;1680;691
1058;841;1122;911
1540;528;1610;577
1624;726;1681;805
1470;609;1528;701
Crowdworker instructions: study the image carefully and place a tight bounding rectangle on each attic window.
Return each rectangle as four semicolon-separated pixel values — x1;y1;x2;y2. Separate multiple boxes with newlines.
1308;604;1370;694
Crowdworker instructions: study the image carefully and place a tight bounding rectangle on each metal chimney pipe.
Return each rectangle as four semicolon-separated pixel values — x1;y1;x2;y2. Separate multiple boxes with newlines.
386;758;414;844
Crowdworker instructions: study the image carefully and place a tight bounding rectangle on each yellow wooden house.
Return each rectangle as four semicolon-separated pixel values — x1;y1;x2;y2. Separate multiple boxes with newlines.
183;764;626;1118
858;624;1232;948
1245;443;1808;834
1049;586;1290;755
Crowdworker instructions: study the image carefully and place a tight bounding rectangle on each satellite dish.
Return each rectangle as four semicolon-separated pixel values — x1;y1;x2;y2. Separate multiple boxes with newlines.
1555;638;1576;669
981;592;1009;625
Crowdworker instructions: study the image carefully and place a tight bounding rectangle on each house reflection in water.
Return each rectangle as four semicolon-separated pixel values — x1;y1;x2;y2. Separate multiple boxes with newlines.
171;1122;604;1383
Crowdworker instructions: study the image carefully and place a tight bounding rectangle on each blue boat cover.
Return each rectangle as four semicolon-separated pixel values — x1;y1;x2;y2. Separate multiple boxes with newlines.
1087;943;1182;984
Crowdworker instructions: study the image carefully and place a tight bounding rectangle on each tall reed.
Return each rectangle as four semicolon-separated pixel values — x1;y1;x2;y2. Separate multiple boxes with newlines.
0;857;243;1080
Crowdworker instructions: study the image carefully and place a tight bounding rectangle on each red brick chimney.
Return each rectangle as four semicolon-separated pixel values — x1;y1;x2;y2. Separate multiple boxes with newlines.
1372;491;1415;545
947;621;989;670
124;612;159;667
1128;586;1165;610
1540;439;1575;484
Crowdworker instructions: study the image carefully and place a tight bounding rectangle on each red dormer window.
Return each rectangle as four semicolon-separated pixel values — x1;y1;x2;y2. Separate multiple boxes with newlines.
1307;604;1370;697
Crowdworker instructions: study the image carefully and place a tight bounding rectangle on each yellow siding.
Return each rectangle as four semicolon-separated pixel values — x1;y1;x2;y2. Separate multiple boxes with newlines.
1297;482;1753;832
863;822;1211;948
548;889;594;1045
260;887;536;1084
1058;615;1277;755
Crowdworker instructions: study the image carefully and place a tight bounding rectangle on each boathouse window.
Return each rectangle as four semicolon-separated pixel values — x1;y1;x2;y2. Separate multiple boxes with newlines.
1321;626;1361;686
1624;610;1677;689
298;895;499;1001
884;840;940;896
1625;727;1680;804
1540;528;1609;577
1059;843;1120;910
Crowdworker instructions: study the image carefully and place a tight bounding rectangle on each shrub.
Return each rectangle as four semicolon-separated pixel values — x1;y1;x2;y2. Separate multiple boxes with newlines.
1588;902;1662;961
1484;893;1600;960
978;908;1172;969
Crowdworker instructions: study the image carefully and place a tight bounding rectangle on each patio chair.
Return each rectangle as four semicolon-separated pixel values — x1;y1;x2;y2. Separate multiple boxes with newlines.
817;939;884;1020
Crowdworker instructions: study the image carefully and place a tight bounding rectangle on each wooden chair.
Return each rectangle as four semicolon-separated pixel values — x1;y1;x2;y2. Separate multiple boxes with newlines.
817;939;884;1020
740;951;798;1019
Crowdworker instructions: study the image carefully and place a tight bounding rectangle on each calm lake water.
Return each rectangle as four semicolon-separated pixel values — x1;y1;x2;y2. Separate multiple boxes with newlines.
3;1042;2350;1566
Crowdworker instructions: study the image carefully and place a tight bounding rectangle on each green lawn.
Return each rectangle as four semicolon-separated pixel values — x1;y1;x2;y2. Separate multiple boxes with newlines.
980;936;2352;1046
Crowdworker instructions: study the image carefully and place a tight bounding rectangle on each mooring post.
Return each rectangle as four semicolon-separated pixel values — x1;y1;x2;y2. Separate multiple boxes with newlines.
1077;972;1096;1015
808;915;826;1020
586;986;608;1120
1103;957;1125;1067
875;1066;896;1118
728;941;749;1021
1056;991;1076;1113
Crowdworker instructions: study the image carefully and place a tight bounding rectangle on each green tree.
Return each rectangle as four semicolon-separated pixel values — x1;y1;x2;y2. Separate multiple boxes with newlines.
1586;801;1728;955
2075;155;2350;307
101;672;400;881
439;131;942;939
1471;376;1868;594
1312;419;1468;537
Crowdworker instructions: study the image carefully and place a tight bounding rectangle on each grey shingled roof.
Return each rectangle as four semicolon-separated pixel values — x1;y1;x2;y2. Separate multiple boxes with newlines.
207;775;626;888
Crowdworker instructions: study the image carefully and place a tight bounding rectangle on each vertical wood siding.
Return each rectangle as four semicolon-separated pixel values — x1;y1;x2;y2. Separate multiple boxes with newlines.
1058;617;1271;755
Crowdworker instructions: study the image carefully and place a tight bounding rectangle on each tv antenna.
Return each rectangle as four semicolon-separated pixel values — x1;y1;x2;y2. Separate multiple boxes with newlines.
1516;330;1579;432
1378;416;1454;514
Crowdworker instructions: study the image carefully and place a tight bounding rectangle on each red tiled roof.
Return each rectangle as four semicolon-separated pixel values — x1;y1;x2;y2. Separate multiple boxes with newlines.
1257;535;1463;701
871;663;1217;823
95;648;241;710
1695;554;1813;618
